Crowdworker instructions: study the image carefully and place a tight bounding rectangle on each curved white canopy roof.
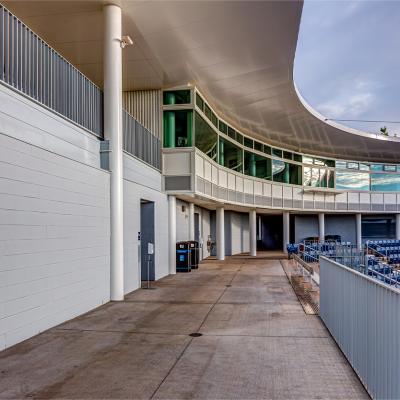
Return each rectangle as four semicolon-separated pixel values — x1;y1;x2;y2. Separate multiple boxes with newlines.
4;0;400;162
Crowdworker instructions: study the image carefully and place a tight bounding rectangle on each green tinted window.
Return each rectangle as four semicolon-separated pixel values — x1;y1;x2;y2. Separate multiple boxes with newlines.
243;137;253;148
211;113;218;128
272;148;282;158
163;90;191;105
371;174;400;191
219;137;243;172
336;171;370;191
196;93;204;110
371;164;383;171
263;145;271;155
236;132;243;144
219;121;227;134
283;151;292;160
227;126;236;140
163;110;193;148
289;163;302;185
244;151;272;179
254;141;263;152
204;104;212;121
272;159;288;183
293;153;302;162
194;112;217;160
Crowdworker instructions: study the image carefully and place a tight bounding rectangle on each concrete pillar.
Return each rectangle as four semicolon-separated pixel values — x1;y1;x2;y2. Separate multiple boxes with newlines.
104;4;124;301
356;213;362;249
216;207;225;260
188;203;195;241
249;209;257;257
168;195;176;274
283;211;290;253
396;214;400;240
318;213;325;243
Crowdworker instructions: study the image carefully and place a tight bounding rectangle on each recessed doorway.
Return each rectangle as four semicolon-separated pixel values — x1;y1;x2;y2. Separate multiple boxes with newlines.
140;200;155;281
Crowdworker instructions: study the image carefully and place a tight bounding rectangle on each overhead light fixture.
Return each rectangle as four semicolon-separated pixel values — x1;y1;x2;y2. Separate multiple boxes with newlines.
120;35;133;49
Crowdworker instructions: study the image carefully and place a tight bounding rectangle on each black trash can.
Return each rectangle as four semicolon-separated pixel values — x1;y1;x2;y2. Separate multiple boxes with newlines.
188;241;199;269
176;242;191;272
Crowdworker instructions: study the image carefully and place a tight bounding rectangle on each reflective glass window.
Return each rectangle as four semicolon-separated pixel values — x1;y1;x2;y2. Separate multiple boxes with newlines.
293;153;302;162
359;163;370;171
289;163;302;185
319;169;328;187
303;156;313;165
204;104;212;121
236;132;243;144
347;162;359;170
303;167;312;186
272;148;283;158
272;159;289;183
227;126;235;139
163;110;193;148
371;174;400;191
194;111;217;160
314;157;335;167
244;137;253;148
328;170;335;188
264;145;271;155
219;121;227;134
311;168;320;187
211;112;218;128
371;164;383;171
163;90;191;105
283;151;293;160
254;141;263;152
336;161;347;169
219;137;243;172
244;151;272;179
196;93;204;110
384;165;396;172
335;171;370;190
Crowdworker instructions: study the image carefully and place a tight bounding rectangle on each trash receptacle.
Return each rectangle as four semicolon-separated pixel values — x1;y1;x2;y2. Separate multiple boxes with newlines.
176;242;191;272
188;241;199;269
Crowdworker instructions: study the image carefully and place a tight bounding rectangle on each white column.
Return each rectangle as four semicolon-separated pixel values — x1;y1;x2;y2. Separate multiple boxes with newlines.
356;213;362;249
216;207;225;260
104;4;124;301
168;195;177;274
249;209;257;257
396;214;400;240
188;203;195;241
283;211;290;253
318;213;325;243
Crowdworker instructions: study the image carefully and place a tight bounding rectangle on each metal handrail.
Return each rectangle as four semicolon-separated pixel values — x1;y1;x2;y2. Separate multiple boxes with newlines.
0;4;103;137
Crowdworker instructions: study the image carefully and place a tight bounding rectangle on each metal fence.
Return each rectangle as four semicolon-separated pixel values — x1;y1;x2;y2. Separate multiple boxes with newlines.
320;256;400;400
123;110;161;170
0;5;103;137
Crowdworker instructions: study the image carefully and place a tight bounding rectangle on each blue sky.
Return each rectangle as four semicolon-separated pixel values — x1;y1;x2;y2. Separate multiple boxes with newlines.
294;0;400;136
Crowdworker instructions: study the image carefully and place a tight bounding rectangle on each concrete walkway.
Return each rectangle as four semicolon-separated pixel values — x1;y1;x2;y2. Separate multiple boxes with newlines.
0;257;369;399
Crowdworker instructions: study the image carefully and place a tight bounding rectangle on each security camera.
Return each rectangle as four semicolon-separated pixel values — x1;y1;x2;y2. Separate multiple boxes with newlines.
120;35;133;49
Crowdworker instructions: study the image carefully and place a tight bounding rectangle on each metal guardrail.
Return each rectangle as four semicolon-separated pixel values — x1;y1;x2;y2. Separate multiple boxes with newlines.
0;5;103;137
123;110;161;170
320;256;400;399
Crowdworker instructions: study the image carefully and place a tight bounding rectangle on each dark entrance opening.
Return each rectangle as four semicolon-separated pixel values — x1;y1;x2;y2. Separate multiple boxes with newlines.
140;200;155;281
258;215;283;250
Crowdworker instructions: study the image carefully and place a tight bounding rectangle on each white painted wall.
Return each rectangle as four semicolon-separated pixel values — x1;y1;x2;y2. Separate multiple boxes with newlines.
0;133;110;351
176;199;190;242
123;153;169;293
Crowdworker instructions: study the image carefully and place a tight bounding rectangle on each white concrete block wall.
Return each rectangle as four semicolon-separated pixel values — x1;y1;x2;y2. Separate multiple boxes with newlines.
123;154;169;293
0;133;110;350
0;84;101;168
